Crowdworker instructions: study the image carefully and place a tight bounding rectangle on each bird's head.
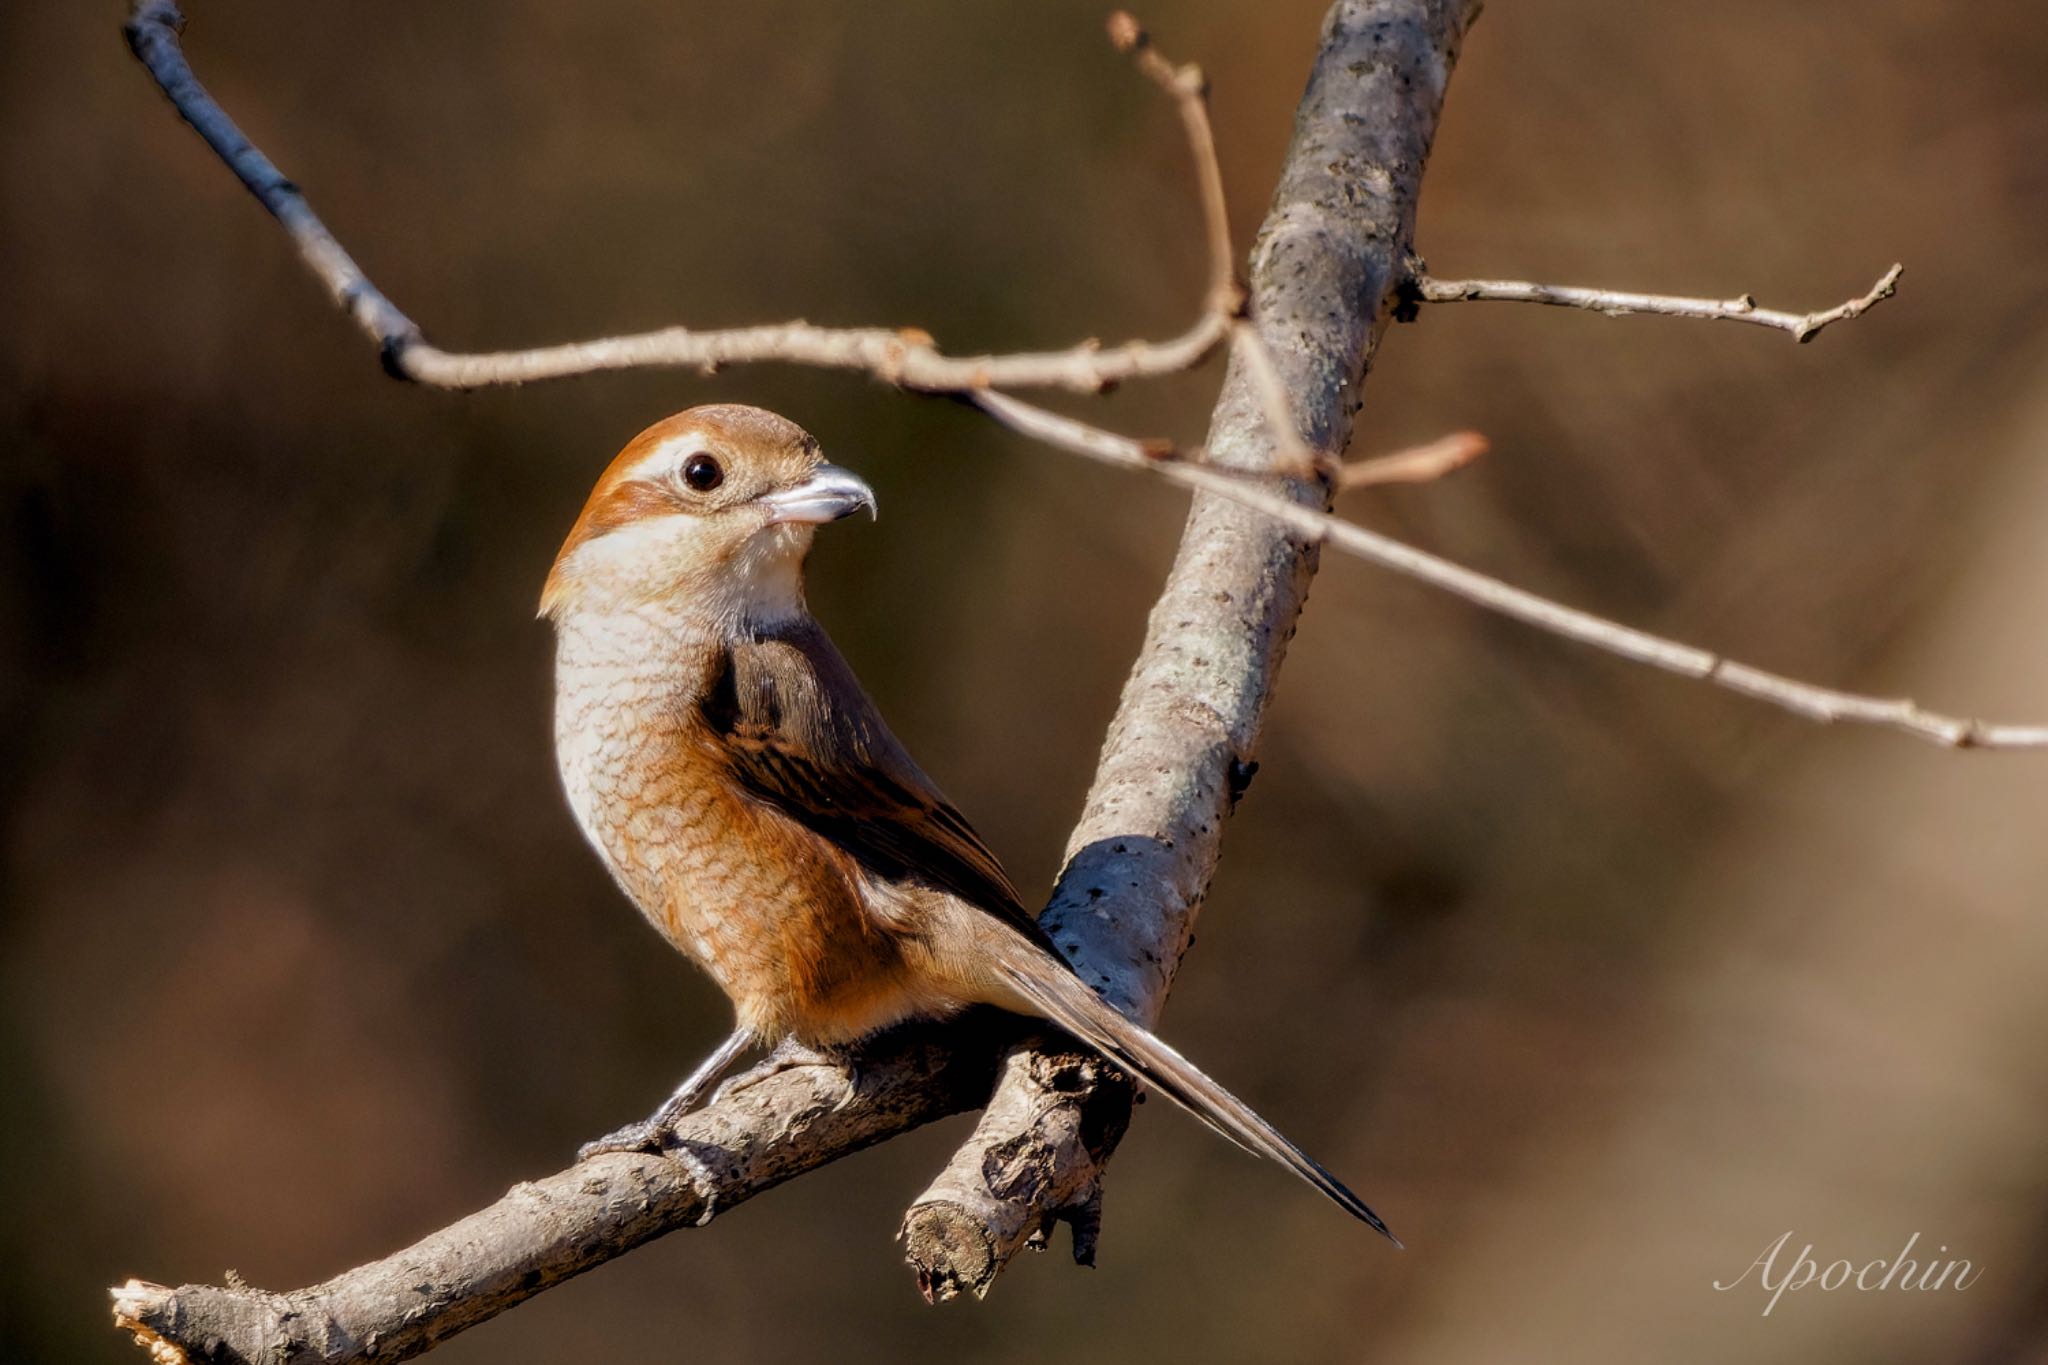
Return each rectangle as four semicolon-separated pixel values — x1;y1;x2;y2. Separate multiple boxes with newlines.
540;404;875;628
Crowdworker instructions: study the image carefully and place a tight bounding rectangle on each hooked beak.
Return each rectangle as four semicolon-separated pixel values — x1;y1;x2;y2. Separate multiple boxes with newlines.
758;464;878;525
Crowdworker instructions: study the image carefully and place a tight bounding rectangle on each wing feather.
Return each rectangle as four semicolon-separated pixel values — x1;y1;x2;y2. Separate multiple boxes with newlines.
701;621;1057;956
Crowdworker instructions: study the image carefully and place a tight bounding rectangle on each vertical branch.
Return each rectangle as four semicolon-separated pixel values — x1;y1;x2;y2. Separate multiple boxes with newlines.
901;0;1482;1299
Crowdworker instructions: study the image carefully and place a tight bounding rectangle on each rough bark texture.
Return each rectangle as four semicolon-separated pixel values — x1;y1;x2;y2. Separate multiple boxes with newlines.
900;0;1479;1298
112;1019;1016;1365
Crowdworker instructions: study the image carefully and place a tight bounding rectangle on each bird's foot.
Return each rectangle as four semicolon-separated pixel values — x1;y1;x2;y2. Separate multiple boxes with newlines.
575;1027;754;1162
576;1116;674;1162
713;1037;860;1109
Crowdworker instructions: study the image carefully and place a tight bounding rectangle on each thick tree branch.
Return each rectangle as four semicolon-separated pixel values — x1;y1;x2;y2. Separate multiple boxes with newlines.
112;1019;1024;1365
900;0;1483;1299
1409;262;1905;342
123;0;1237;394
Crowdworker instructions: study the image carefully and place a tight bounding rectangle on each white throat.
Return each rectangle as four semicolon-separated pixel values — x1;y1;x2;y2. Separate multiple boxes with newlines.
553;518;811;641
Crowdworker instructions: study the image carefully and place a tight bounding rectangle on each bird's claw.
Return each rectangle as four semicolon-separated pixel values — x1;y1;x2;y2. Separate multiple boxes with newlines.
576;1118;674;1162
712;1038;859;1110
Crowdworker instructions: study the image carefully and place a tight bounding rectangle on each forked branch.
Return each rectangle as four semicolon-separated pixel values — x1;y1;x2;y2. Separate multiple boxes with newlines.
901;0;1481;1296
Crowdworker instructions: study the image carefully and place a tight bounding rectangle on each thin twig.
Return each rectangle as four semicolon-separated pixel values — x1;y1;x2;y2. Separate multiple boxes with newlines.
123;0;1237;393
969;390;2048;750
1411;262;1905;342
1111;12;1242;316
1232;314;1482;490
1337;430;1489;488
1228;319;1321;476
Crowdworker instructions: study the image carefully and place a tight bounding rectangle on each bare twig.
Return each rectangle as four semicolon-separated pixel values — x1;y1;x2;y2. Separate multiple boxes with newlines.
123;0;1236;394
970;390;2048;750
1228;319;1320;477
1337;430;1489;488
1110;12;1242;317
1410;262;1905;342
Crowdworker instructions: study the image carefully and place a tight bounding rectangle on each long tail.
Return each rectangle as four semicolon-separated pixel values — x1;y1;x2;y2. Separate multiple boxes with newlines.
993;943;1400;1246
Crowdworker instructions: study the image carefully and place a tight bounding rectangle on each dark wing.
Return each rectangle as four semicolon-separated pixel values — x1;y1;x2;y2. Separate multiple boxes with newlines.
702;620;1058;956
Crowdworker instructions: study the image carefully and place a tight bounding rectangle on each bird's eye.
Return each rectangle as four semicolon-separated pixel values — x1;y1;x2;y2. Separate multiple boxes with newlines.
680;453;724;492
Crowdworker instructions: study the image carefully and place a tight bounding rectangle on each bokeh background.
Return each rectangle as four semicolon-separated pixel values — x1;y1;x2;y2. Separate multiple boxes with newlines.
7;1;2048;1361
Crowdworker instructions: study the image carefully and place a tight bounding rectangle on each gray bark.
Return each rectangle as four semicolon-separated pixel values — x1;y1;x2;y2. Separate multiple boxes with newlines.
113;1021;1012;1364
901;0;1479;1299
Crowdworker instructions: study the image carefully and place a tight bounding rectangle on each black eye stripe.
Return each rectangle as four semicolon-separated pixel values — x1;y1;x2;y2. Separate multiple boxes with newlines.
681;453;724;492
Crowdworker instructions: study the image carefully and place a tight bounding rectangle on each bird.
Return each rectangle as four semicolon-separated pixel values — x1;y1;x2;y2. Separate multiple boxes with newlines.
542;403;1396;1243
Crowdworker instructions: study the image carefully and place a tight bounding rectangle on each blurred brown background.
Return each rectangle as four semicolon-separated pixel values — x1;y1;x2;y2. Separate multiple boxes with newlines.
6;1;2048;1362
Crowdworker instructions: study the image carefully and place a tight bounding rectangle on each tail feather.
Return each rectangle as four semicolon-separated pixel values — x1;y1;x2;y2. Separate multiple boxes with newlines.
994;949;1400;1246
